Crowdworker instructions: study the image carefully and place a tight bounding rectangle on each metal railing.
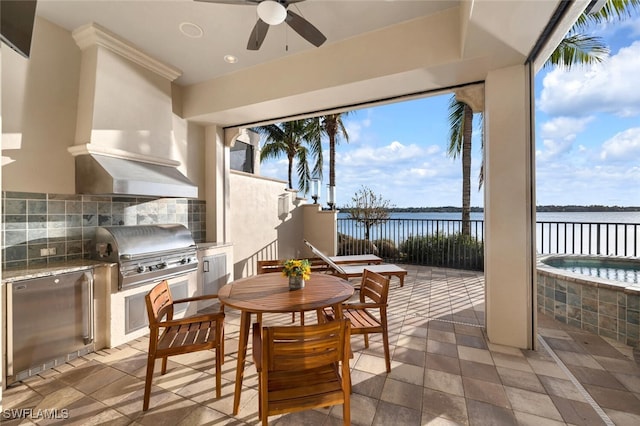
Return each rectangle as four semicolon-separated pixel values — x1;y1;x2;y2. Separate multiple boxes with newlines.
537;221;640;257
337;218;640;271
337;218;484;270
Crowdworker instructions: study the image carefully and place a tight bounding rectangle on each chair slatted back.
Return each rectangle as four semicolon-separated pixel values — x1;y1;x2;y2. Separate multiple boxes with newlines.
257;260;284;274
264;320;348;372
257;258;328;275
146;280;174;325
360;269;390;305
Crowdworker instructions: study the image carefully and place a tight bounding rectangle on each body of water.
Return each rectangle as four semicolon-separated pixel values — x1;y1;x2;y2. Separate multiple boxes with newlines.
337;211;640;223
337;211;640;257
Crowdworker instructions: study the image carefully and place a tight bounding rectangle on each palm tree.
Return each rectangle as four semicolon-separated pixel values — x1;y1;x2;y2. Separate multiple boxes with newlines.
446;0;639;235
255;119;322;194
321;113;350;190
447;98;474;236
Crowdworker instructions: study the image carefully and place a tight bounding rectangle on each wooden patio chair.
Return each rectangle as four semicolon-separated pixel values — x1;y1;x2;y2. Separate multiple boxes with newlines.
323;269;392;373
143;280;225;411
304;239;408;287
256;258;328;324
252;319;352;426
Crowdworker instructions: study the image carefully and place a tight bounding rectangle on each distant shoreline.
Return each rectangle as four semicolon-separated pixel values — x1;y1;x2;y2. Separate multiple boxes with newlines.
379;205;640;213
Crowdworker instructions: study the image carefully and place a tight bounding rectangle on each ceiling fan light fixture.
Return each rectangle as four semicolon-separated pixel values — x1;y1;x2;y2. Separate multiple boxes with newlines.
257;0;287;25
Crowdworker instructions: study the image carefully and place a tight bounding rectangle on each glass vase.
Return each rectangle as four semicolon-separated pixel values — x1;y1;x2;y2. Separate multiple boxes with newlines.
288;275;305;290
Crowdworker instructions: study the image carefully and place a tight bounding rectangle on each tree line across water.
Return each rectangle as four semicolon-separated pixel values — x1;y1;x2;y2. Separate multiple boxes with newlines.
372;205;640;213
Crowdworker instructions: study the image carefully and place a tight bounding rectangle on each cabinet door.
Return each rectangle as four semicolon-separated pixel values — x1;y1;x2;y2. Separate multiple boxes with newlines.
202;253;227;295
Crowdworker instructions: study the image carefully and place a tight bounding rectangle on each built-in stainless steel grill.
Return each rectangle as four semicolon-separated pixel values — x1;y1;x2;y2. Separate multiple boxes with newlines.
94;224;198;290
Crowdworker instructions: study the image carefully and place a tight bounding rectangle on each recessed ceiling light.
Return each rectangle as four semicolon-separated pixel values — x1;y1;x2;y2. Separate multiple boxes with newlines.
179;22;203;38
224;55;238;64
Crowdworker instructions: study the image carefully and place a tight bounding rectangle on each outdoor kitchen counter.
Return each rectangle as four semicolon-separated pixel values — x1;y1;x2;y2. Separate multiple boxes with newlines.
196;242;233;251
1;259;114;283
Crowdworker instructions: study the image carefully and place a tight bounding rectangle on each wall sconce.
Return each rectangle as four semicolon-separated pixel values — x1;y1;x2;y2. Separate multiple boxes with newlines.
327;185;336;210
311;178;320;204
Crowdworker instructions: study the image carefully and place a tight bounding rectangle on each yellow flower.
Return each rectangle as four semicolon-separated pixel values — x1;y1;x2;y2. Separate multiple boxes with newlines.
282;259;311;280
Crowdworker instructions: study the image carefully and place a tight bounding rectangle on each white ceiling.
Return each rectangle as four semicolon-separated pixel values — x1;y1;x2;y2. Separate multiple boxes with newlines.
34;0;583;127
36;0;458;86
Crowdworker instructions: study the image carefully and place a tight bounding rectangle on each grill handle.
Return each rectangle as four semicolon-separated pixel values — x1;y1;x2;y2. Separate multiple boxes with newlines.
82;272;94;345
120;246;196;261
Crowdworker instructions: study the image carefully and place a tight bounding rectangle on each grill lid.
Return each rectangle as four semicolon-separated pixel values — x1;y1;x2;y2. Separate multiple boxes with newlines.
95;224;196;260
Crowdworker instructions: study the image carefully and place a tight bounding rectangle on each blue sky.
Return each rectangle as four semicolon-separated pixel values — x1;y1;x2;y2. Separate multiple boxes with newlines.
260;10;640;208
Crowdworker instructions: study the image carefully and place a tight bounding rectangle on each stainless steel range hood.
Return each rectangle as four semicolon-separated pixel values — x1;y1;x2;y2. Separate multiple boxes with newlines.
76;154;198;198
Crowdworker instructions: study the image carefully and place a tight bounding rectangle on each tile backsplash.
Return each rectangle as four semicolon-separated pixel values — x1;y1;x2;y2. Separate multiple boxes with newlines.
2;191;206;269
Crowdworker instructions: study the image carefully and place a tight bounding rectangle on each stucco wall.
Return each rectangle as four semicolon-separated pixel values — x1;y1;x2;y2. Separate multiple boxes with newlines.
302;204;338;257
229;171;306;279
1;17;207;197
2;17;80;194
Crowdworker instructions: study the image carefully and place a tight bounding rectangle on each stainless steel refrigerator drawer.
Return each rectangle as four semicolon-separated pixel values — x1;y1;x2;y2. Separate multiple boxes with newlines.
7;270;94;384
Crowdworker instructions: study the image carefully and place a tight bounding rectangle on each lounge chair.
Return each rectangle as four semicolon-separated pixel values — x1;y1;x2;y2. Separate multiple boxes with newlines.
304;239;408;287
304;239;383;265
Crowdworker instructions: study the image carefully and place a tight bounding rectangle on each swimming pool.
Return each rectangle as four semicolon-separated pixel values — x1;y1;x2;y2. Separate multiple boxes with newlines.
537;254;640;348
541;256;640;286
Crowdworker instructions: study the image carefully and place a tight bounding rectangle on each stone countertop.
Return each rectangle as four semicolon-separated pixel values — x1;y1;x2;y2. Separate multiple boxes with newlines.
196;242;233;251
2;259;114;283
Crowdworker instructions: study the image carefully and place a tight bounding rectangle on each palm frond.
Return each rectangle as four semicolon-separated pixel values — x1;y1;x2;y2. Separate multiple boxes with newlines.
259;140;287;162
545;34;609;69
296;147;312;194
572;0;640;32
447;97;466;159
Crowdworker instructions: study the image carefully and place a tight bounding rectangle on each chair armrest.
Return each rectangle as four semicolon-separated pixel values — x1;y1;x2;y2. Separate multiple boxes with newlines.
172;294;220;304
321;306;336;322
342;302;371;310
157;312;225;328
252;322;262;371
344;302;386;309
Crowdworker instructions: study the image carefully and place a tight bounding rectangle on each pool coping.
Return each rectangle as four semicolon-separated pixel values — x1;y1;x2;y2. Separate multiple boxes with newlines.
536;254;640;348
537;254;640;295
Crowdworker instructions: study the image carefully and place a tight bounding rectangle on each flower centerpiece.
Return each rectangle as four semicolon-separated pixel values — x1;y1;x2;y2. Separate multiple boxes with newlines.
282;259;311;290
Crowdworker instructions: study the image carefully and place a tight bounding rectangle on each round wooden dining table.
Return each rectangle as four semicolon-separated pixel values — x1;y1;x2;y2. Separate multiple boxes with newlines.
218;272;354;415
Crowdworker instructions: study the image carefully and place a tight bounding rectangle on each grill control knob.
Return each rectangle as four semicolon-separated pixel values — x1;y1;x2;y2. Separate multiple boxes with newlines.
137;265;146;273
161;262;168;268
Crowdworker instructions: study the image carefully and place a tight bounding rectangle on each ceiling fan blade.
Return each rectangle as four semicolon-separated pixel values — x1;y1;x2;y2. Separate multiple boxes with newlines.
247;19;270;50
285;10;326;47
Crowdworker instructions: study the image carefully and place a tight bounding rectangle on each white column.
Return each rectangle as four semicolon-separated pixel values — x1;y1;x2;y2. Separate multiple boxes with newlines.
205;125;230;243
484;64;537;349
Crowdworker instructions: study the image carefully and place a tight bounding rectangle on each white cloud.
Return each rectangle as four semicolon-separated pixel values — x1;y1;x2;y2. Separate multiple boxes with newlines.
537;116;594;161
620;15;640;38
343;114;371;144
408;168;438;178
538;41;640;117
540;116;593;139
328;138;472;207
535;160;640;206
600;127;640;160
337;141;434;167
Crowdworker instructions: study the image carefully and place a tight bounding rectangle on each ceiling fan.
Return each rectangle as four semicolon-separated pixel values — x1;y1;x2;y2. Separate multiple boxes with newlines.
196;0;327;50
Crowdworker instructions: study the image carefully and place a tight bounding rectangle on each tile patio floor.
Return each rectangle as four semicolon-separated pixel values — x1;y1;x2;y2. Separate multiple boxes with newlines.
3;265;640;425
